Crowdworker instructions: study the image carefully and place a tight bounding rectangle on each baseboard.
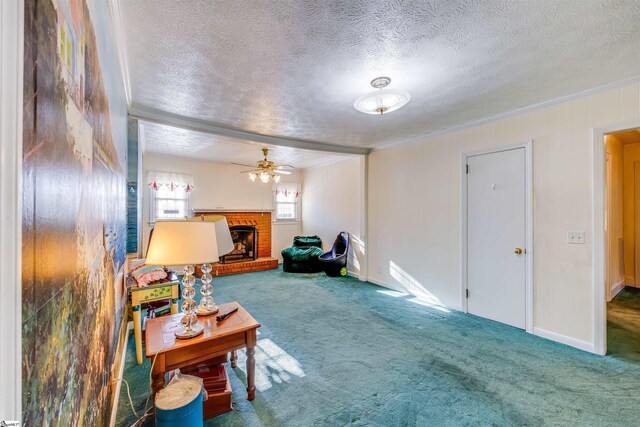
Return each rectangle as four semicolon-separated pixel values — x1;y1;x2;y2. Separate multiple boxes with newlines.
367;276;423;295
366;278;597;353
109;321;133;427
347;271;364;281
625;277;635;287
533;327;594;353
610;279;625;300
366;276;395;289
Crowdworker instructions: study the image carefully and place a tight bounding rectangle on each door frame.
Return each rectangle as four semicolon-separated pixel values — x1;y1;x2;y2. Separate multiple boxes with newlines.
593;119;640;355
461;140;533;333
0;0;24;419
605;152;612;301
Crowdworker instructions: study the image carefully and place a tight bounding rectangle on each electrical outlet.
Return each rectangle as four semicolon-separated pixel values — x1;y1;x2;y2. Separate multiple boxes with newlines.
377;265;383;274
567;231;585;244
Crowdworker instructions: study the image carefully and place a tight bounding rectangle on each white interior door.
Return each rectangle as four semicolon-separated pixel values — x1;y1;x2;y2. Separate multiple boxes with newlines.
467;148;526;329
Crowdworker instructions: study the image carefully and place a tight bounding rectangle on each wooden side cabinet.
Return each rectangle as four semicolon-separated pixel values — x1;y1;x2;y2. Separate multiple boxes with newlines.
129;280;180;364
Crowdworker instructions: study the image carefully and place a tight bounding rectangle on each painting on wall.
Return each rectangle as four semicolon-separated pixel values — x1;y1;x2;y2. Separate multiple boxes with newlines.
22;0;128;425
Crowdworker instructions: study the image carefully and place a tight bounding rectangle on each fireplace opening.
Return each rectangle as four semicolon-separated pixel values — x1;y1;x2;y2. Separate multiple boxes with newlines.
221;225;257;264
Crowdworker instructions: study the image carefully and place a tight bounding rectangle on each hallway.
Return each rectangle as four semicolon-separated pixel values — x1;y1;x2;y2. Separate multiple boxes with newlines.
608;287;640;361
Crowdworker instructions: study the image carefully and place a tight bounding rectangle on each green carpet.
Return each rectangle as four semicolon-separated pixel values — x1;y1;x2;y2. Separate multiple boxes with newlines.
116;268;640;426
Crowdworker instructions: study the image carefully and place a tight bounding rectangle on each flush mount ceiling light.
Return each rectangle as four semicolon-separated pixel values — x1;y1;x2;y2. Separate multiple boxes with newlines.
353;76;411;115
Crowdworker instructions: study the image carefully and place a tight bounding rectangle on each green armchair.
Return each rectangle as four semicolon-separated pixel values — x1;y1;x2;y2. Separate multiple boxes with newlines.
281;235;323;273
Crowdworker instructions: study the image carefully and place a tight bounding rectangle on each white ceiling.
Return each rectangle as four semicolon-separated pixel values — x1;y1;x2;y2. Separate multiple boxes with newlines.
120;0;640;150
141;121;351;169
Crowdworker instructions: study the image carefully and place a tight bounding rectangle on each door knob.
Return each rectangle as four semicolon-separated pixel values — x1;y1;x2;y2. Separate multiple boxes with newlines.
514;247;523;254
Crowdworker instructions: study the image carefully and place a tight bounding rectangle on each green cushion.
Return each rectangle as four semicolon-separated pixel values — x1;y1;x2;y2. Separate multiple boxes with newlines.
293;235;322;248
281;246;323;261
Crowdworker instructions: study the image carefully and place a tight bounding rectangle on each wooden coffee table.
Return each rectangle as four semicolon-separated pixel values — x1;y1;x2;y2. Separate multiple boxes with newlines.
145;302;261;402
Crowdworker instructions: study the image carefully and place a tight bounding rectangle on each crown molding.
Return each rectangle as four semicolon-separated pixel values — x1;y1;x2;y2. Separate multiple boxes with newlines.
108;0;132;106
128;105;371;156
373;75;640;151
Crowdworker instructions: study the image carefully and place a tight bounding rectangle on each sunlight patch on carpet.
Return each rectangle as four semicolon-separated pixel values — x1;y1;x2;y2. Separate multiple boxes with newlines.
377;270;451;313
235;338;305;391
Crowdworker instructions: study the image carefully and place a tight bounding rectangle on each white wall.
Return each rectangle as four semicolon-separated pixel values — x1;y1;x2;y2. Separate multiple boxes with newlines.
142;153;301;258
302;156;366;278
368;82;640;349
272;222;302;262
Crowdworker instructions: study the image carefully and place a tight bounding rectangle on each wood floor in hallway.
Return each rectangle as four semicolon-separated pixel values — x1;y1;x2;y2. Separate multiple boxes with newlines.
608;287;640;362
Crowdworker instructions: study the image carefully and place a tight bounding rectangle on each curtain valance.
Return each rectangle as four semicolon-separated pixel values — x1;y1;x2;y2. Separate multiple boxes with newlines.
147;171;194;192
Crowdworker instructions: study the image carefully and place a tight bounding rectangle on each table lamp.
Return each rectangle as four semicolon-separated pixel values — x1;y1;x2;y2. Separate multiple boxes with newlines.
196;216;234;316
146;221;220;339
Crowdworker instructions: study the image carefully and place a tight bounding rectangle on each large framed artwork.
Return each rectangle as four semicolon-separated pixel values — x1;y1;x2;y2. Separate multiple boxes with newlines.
22;0;128;424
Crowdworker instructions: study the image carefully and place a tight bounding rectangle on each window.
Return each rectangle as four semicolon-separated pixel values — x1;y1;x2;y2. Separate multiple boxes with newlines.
152;184;190;221
148;171;194;223
274;183;300;222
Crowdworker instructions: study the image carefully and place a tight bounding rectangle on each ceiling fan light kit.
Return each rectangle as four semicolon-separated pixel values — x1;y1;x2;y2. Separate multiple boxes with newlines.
353;76;411;115
235;148;292;184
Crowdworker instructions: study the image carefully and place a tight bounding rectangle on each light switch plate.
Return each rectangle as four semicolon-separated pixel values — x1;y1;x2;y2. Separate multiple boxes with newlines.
568;231;585;244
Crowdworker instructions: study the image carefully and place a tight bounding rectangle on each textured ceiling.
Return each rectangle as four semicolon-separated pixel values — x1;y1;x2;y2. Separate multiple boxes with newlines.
141;121;351;169
120;0;640;149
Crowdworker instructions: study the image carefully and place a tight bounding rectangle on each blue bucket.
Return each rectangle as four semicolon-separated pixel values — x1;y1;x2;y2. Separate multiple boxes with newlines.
155;385;203;427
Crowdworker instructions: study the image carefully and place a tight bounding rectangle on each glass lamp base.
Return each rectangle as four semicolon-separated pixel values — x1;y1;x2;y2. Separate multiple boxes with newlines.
197;305;219;316
174;323;205;339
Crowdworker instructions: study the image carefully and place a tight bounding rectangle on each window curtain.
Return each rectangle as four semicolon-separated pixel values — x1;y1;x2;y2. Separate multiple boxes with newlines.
273;182;301;200
274;182;301;220
147;171;194;222
147;171;194;192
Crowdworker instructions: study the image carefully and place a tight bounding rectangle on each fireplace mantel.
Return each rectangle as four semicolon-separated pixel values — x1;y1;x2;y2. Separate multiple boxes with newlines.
192;208;273;214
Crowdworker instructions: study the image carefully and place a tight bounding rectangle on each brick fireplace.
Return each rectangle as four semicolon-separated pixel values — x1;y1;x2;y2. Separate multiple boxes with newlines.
221;225;257;263
195;211;278;276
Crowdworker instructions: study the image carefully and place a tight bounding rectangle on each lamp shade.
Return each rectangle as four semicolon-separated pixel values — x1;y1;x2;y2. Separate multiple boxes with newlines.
146;221;220;266
201;215;234;256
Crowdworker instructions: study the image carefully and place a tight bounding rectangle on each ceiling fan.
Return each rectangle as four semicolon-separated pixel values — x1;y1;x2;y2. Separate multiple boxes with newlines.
232;148;294;183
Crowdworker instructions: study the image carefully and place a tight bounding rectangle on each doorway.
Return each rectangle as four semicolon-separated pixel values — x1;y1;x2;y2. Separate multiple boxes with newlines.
603;129;640;359
462;141;533;331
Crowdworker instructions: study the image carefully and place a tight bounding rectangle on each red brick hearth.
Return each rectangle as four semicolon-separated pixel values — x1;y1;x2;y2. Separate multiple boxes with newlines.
195;211;278;276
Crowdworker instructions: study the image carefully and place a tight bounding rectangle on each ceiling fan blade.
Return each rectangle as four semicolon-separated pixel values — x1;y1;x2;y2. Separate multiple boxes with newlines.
274;165;295;170
231;162;257;168
273;169;292;175
240;169;260;174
